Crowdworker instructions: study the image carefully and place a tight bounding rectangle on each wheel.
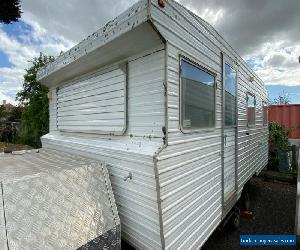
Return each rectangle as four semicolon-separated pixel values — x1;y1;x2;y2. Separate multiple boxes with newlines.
238;184;251;211
241;192;250;211
227;208;240;231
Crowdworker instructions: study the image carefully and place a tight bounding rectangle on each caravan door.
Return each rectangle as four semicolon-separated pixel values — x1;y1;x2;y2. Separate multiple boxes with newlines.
222;55;238;215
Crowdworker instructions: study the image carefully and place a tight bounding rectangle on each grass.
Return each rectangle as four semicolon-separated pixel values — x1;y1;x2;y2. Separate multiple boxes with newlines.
0;142;32;153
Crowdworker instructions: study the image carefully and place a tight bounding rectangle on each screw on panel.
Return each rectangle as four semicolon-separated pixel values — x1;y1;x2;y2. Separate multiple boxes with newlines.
158;0;166;8
123;172;132;181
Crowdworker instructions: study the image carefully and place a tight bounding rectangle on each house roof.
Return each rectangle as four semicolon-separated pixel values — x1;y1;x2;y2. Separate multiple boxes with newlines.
4;103;14;111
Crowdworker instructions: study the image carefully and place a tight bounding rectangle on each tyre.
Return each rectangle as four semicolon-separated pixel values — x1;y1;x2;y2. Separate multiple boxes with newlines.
242;192;250;211
227;207;240;231
239;185;251;211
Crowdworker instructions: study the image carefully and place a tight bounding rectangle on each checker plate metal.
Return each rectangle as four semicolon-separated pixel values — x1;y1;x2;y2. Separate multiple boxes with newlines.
0;149;120;250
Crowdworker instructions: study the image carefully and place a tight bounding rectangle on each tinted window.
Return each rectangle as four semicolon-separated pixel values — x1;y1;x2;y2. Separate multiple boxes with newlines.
224;63;237;126
247;93;255;126
180;59;215;129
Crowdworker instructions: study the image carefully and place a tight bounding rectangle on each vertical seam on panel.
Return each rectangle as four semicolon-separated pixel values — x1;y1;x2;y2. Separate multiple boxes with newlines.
235;64;239;195
122;62;128;135
56;88;59;131
164;42;169;146
147;0;151;20
221;52;225;218
152;42;168;250
153;156;166;250
101;164;118;227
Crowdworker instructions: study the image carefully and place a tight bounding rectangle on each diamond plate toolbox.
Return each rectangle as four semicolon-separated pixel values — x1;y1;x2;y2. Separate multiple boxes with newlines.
0;149;120;250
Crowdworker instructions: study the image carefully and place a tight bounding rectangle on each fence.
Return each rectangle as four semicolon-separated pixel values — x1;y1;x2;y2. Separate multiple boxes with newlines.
268;104;300;139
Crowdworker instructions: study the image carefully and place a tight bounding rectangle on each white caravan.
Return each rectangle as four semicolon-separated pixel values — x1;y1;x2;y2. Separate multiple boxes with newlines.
37;0;269;249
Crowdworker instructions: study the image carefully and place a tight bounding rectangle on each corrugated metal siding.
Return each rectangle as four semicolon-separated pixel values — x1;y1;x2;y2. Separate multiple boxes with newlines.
127;48;165;138
49;89;57;132
236;71;268;189
151;2;223;248
43;47;165;250
151;0;268;248
56;66;126;134
157;39;222;250
269;105;300;139
42;0;269;248
223;128;236;201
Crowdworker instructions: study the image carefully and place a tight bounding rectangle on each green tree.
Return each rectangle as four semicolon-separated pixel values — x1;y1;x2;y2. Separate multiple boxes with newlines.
268;121;290;171
0;105;7;119
0;0;22;24
16;53;54;148
7;105;24;122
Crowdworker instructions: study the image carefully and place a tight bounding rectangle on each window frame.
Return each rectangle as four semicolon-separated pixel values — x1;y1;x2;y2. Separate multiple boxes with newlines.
179;55;217;133
262;101;268;126
246;92;256;127
223;59;238;128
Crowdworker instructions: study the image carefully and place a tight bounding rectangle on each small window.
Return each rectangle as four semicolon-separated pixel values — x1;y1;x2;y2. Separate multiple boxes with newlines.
247;93;255;126
262;101;268;126
180;59;215;130
224;63;237;126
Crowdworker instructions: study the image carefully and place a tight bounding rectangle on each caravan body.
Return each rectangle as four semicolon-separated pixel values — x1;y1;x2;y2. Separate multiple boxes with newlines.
37;0;268;249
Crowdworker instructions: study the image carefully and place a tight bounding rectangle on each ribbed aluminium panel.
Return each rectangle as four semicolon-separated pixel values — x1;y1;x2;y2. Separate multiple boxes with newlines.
151;3;223;248
49;89;57;132
127;47;165;138
41;135;162;249
57;66;126;134
36;1;165;249
223;128;236;201
236;64;268;192
151;0;268;248
156;42;223;249
34;0;269;249
42;47;166;250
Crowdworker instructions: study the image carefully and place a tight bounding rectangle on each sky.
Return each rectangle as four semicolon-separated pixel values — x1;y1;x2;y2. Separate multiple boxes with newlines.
0;0;299;105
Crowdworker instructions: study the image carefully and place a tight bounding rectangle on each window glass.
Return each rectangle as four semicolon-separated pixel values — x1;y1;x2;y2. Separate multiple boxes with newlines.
180;59;215;129
225;63;237;126
263;101;268;126
247;93;255;126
